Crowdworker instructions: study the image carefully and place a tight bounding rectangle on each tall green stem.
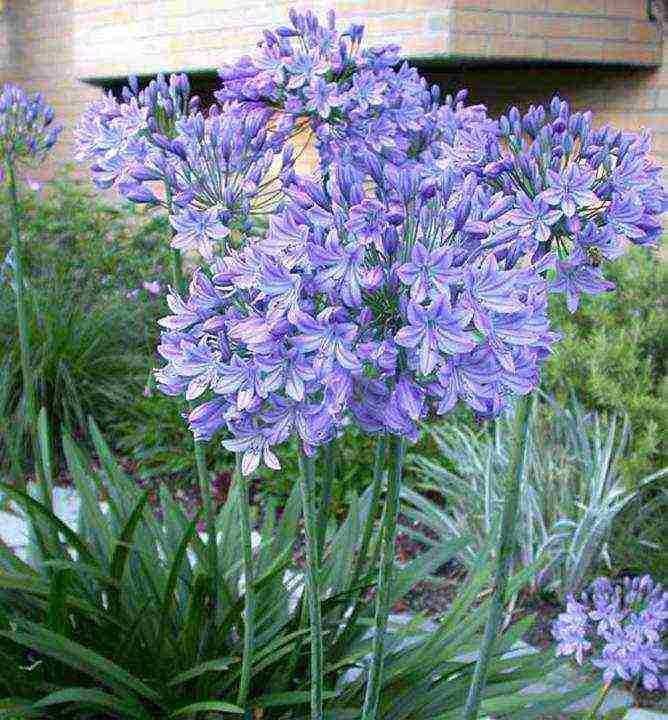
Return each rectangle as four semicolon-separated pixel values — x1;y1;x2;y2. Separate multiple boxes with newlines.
361;434;406;720
586;681;611;720
462;394;533;720
316;440;336;561
163;182;216;615
195;440;217;613
299;450;323;720
350;434;387;589
6;158;36;490
170;247;184;293
164;184;185;294
236;454;256;712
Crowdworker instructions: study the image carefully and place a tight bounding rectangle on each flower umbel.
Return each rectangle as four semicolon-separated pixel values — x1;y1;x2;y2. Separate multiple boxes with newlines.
553;575;668;692
0;83;60;167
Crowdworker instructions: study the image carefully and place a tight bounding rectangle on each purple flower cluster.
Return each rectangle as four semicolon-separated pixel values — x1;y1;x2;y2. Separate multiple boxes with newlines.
0;83;60;167
553;575;668;692
215;9;434;169
75;72;193;192
155;155;559;473
490;97;667;310
76;73;294;259
77;9;662;473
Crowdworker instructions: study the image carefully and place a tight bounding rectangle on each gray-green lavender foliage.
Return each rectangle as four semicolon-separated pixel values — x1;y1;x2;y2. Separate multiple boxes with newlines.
404;396;667;597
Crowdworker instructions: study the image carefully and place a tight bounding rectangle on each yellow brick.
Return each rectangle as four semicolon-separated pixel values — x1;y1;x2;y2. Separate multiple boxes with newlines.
604;0;647;19
488;35;546;58
627;21;661;45
545;38;603;61
364;13;430;37
452;9;510;33
603;41;661;65
449;31;490;56
491;0;546;9
451;0;490;8
545;0;606;12
649;132;668;155
509;13;546;35
403;32;451;57
545;15;628;39
390;0;457;7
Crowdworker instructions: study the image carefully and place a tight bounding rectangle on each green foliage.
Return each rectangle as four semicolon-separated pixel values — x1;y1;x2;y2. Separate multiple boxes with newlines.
544;245;667;481
0;418;592;718
404;396;666;597
610;488;668;586
0;169;195;478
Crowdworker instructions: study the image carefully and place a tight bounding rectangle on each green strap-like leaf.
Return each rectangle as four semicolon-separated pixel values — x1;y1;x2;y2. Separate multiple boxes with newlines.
157;511;201;655
108;489;151;614
62;432;114;556
254;690;338;708
1;621;164;707
0;482;99;567
32;687;150;720
46;567;70;638
36;407;54;510
169;700;244;717
167;656;237;687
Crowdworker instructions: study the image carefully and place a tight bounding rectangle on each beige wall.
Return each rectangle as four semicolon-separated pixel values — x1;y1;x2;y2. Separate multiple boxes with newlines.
0;0;666;180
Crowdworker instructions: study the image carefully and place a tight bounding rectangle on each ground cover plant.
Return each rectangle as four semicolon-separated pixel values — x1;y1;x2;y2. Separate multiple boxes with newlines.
1;5;667;719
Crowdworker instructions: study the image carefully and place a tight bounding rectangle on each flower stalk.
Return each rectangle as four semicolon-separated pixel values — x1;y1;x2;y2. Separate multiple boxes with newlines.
170;247;184;296
236;453;256;713
299;450;324;720
361;434;406;720
462;393;533;720
163;181;217;615
6;158;36;490
350;434;387;589
586;681;612;720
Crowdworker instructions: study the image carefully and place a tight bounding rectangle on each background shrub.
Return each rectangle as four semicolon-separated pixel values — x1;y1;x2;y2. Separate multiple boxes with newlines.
0;170;170;473
544;245;667;482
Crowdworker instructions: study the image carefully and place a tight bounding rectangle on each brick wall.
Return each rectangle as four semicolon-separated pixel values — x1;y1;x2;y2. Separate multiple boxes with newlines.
0;0;667;180
446;0;661;65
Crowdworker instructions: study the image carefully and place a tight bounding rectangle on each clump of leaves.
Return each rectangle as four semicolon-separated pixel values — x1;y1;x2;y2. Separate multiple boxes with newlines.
404;396;667;597
0;414;596;718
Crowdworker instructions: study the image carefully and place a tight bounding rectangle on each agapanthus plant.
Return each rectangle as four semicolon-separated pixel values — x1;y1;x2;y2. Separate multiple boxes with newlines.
80;8;667;720
554;575;667;715
1;83;60;490
75;70;296;717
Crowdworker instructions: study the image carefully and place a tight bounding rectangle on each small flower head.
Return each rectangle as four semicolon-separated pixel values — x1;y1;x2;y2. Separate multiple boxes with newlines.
553;575;668;692
0;83;61;167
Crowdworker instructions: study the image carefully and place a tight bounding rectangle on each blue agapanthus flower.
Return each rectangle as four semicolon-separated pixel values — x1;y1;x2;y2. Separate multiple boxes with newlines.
553;576;668;692
154;153;558;472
